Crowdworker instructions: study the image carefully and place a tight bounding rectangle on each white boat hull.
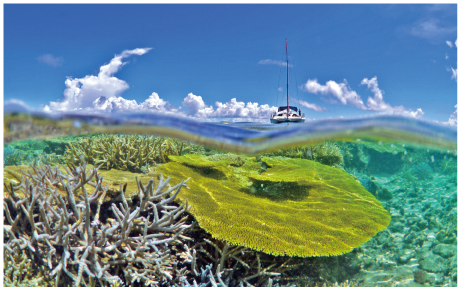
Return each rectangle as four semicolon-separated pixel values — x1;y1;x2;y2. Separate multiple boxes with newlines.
270;116;305;123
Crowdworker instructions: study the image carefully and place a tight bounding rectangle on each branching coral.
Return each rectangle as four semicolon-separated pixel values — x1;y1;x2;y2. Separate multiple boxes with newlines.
4;250;54;286
63;134;205;172
3;161;192;286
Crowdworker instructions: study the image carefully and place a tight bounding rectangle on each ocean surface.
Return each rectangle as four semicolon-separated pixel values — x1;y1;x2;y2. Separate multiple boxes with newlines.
3;111;457;287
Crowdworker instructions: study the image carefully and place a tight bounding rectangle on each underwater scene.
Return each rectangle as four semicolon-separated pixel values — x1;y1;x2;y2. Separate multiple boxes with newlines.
3;113;457;287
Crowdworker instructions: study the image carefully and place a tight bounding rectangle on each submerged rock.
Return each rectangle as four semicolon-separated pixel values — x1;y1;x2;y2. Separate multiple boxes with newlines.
433;244;456;259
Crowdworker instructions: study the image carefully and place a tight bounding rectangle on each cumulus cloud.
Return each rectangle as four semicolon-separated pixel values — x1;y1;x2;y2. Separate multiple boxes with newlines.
445;53;449;60
91;92;180;114
37;54;64;67
182;93;209;115
290;98;328;112
258;59;292;67
212;99;277;118
446;40;453;47
444;104;457;126
301;77;424;118
361;77;424;118
301;79;366;109
180;94;277;119
45;48;152;112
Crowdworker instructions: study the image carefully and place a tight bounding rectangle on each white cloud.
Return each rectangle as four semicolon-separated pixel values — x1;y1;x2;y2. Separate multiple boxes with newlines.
450;66;457;82
91;92;181;115
142;92;169;110
445;53;449;60
181;96;277;119
361;77;424;118
37;54;64;67
446;40;453;48
212;98;277;118
182;93;209;115
258;59;292;67
456;39;458;47
290;98;328;112
444;104;457;126
46;48;151;112
301;79;366;109
301;77;424;118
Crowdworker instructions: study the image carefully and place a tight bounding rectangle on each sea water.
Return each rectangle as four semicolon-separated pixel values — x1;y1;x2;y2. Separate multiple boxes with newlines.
3;111;457;286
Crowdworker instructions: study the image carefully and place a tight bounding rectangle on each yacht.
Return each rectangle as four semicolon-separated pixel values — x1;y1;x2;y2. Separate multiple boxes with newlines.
270;40;305;124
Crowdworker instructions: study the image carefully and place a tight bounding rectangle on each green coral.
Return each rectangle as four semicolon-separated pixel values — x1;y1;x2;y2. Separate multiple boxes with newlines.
262;142;343;167
159;154;391;257
207;153;247;167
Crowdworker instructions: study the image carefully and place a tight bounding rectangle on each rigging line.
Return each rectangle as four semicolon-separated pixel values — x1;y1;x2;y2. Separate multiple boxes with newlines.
287;46;301;111
276;42;285;109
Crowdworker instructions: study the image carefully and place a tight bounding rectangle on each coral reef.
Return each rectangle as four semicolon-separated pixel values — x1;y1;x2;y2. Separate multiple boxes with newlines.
4;250;54;286
206;153;247;167
63;134;205;172
3;161;192;286
160;154;391;257
262;142;344;167
3;146;24;166
3;161;316;287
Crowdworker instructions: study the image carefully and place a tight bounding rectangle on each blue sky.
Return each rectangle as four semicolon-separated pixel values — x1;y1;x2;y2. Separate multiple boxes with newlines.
4;4;458;124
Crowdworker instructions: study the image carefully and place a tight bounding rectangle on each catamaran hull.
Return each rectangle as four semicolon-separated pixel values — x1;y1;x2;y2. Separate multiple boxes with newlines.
270;118;305;124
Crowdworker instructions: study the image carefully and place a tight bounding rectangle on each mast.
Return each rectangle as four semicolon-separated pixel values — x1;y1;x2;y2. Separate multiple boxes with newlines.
286;39;289;118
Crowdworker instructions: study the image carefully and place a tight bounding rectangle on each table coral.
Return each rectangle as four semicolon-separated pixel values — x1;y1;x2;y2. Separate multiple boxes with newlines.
160;154;391;257
262;142;344;167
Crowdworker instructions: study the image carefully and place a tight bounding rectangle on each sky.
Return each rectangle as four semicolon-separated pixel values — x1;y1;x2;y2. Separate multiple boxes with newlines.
3;4;458;125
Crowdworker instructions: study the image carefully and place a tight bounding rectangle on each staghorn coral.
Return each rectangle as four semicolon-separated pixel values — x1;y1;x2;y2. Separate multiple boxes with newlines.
63;134;205;172
175;224;304;287
160;154;391;257
64;134;163;171
4;250;54;286
3;161;192;286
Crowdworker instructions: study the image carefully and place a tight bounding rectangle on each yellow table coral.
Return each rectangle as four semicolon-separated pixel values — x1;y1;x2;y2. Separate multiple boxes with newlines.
160;154;390;257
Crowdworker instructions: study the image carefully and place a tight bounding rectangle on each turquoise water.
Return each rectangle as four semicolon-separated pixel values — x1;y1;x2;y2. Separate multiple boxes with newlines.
3;112;457;286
